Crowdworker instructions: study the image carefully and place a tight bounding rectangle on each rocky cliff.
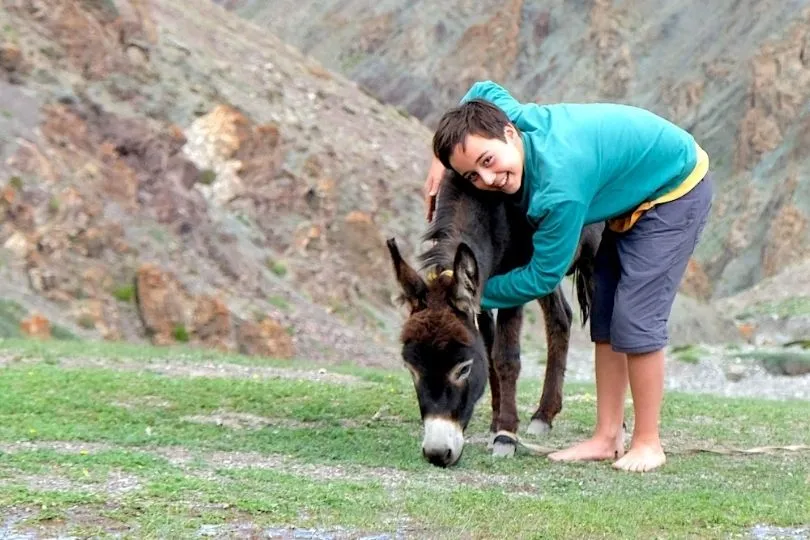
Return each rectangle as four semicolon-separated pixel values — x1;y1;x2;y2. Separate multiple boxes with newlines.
0;0;435;365
221;0;810;301
2;0;796;363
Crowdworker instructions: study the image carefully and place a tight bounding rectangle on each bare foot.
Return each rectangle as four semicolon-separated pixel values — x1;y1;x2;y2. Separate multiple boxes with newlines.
548;433;624;462
613;442;666;472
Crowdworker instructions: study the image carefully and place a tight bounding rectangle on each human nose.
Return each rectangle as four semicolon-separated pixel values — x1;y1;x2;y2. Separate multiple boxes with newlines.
480;170;496;186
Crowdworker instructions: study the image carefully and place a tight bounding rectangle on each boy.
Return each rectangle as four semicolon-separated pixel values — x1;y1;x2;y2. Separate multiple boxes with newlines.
424;81;712;472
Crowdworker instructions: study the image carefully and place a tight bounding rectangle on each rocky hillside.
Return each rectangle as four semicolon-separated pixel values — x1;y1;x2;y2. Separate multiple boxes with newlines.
219;0;810;303
0;0;436;365
1;0;795;365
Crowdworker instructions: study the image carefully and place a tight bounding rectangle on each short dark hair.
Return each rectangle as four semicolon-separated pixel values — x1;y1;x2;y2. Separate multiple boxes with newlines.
433;99;512;171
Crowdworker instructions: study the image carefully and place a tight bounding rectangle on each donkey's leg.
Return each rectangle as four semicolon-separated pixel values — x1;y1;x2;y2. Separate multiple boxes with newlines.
490;306;523;458
477;311;500;438
527;287;573;436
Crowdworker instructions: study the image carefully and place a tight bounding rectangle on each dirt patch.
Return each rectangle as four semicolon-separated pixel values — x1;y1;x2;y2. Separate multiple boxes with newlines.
12;469;141;498
749;524;810;539
180;409;398;431
0;441;116;454
181;411;294;430
0;440;534;494
198;523;412;539
0;354;368;384
2;505;135;539
111;395;173;410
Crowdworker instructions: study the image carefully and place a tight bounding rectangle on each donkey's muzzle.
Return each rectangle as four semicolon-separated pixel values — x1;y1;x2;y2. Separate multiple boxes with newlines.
422;417;464;467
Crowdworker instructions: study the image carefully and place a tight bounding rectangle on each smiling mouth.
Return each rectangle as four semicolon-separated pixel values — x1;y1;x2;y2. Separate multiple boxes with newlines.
495;173;509;189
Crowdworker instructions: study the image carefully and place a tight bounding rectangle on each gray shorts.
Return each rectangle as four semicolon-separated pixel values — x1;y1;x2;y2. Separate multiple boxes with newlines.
590;173;713;354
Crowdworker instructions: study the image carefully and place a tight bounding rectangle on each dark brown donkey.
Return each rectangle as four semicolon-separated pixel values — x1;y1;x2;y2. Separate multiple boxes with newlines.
387;171;602;467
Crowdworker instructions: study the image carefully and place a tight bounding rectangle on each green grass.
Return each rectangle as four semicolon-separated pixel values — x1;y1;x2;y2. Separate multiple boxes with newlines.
670;344;706;364
0;299;27;337
0;338;809;538
198;169;217;185
737;349;810;376
266;258;287;278
736;295;810;319
112;284;135;303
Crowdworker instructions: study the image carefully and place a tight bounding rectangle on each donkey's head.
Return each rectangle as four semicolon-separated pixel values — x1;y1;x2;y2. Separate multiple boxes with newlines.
386;238;489;467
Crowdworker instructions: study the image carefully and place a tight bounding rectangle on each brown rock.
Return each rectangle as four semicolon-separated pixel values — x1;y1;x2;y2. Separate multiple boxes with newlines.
125;44;149;67
81;265;113;298
192;295;233;351
3;231;31;259
762;202;809;278
134;264;189;344
680;258;712;300
442;0;523;88
7;202;36;232
353;13;394;55
338;211;385;274
16;0;130;79
182;105;283;193
20;314;51;339
76;227;108;258
589;0;634;98
293;223;324;253
0;42;23;74
663;80;705;125
735;16;810;171
236;317;294;359
737;322;757;343
25;251;58;294
1;186;16;205
73;299;121;340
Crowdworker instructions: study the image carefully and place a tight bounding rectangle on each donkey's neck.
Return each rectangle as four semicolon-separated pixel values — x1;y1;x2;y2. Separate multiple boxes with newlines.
418;181;506;283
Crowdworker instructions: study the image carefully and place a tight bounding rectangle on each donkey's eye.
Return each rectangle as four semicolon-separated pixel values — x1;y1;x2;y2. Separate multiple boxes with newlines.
449;359;474;385
404;362;420;384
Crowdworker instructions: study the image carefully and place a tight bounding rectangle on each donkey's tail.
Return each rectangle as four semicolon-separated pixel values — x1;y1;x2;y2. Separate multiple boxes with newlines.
572;266;593;328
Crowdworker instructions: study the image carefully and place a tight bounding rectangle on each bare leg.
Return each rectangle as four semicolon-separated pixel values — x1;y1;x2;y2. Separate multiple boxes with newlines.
548;342;627;461
613;348;666;472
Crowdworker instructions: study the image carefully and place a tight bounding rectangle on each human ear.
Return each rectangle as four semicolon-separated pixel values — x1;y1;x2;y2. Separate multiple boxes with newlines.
503;124;518;142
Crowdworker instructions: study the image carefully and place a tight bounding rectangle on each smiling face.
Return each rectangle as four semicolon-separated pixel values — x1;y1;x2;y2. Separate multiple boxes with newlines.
448;126;525;195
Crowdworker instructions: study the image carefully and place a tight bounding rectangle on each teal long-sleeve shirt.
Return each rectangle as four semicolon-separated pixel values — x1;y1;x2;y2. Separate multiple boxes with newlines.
460;81;700;310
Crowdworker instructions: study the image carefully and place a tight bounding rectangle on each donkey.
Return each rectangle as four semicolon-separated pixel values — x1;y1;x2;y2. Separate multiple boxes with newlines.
387;170;602;467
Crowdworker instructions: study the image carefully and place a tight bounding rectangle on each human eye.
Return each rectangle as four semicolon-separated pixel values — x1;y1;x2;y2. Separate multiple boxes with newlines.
482;156;493;166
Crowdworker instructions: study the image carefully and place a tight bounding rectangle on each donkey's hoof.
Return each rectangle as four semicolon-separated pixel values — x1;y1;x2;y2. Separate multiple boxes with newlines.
492;441;516;458
491;434;517;458
526;419;551;436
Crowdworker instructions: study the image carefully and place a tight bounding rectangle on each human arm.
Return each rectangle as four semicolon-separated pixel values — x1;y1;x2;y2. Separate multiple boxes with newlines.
423;155;446;222
481;199;588;310
461;80;540;132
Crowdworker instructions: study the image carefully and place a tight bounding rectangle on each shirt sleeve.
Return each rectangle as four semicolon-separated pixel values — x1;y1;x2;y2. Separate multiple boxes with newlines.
481;199;587;311
461;80;539;132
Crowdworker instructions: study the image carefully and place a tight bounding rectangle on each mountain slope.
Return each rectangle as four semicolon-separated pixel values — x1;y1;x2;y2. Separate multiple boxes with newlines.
0;0;433;364
220;0;810;300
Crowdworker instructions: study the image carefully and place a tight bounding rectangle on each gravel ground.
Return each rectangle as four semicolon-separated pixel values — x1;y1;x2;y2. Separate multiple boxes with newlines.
522;339;810;401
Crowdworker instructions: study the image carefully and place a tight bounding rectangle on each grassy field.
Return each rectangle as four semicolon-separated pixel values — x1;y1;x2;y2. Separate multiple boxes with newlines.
1;338;809;539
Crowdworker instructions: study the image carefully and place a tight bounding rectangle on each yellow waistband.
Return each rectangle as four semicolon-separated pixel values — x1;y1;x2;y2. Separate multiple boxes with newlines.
607;142;710;233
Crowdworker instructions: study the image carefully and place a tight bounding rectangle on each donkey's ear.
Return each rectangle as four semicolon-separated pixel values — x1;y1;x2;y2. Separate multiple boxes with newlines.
451;242;481;317
386;238;427;311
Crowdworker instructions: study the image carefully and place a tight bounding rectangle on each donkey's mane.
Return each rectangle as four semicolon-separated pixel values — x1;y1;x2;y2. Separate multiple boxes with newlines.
418;171;493;273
